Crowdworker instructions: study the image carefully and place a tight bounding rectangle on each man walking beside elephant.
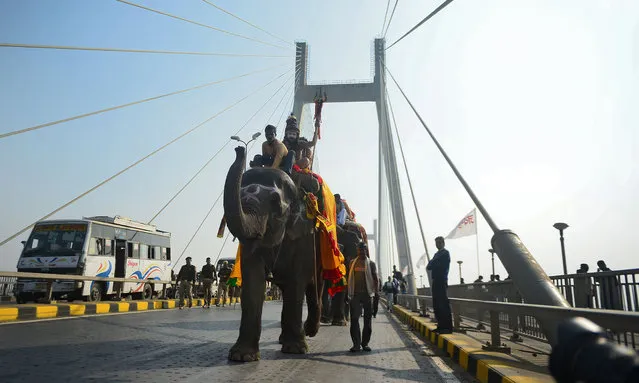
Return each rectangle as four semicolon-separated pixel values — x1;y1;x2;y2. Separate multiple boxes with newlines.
176;257;196;309
347;242;379;352
217;261;232;307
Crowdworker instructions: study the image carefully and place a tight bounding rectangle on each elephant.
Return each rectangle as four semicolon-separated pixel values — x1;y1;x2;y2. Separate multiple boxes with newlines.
327;221;367;326
223;146;325;362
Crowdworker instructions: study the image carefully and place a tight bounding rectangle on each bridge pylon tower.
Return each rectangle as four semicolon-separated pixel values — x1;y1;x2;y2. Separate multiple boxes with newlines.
292;39;417;294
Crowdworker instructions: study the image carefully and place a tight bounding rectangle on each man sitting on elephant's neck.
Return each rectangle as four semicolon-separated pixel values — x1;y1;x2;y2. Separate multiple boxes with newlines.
282;113;318;170
254;124;294;174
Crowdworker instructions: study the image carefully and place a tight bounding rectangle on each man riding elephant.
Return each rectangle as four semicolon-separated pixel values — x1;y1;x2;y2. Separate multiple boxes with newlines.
250;124;295;174
282;113;318;170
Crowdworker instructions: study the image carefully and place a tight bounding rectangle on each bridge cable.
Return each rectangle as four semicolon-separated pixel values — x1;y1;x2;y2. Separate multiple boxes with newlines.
175;78;293;266
213;232;232;265
380;0;392;35
200;0;292;47
116;0;291;51
386;0;457;50
386;90;431;263
173;192;223;268
383;0;399;38
147;74;294;224
0;68;291;247
382;62;500;233
0;43;289;58
276;89;294;127
0;64;286;140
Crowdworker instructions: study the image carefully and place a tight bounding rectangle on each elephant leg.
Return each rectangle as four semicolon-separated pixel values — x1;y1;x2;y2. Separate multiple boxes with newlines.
280;283;308;354
331;291;348;326
304;277;322;337
228;246;266;362
278;283;287;345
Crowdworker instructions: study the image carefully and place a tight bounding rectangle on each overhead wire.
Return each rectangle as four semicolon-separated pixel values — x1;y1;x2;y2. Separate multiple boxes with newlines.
382;61;500;233
173;192;222;268
0;68;291;247
147;74;294;224
386;0;456;50
386;90;431;263
116;0;291;51
200;0;292;47
380;0;392;35
213;232;232;265
0;64;286;140
383;0;399;38
0;43;289;58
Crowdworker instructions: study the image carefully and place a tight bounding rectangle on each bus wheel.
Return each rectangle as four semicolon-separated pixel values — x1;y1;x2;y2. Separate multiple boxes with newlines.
143;284;153;300
89;283;102;302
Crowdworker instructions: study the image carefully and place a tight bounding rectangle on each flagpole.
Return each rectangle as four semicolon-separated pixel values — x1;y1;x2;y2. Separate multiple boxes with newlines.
475;207;480;278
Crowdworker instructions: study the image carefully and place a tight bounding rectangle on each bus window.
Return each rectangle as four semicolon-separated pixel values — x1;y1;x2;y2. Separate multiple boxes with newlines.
131;243;139;258
22;223;87;257
88;238;98;255
165;247;171;261
140;244;149;259
152;246;160;260
103;239;113;256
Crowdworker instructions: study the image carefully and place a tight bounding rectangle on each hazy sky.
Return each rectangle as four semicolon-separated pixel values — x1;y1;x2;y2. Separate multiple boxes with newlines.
1;1;638;285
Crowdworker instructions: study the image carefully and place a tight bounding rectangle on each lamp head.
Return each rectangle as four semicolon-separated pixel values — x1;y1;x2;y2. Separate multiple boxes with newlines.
553;222;569;231
230;136;241;141
457;260;463;265
488;248;495;255
252;132;262;140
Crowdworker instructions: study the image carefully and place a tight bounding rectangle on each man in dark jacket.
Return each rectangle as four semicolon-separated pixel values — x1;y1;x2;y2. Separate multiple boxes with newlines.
217;261;232;307
426;236;452;333
200;257;217;308
176;257;196;309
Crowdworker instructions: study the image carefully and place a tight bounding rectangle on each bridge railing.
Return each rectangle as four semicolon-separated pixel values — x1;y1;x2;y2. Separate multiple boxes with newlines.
397;294;639;353
430;268;639;313
0;271;176;302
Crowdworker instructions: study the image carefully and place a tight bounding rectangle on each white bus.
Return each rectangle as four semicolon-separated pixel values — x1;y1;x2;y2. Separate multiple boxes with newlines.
15;215;172;303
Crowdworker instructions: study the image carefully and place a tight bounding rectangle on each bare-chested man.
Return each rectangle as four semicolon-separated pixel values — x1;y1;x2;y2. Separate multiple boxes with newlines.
250;124;294;174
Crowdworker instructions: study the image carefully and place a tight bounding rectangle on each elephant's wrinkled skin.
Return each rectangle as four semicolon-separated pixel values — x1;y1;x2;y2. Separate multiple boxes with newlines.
223;146;323;362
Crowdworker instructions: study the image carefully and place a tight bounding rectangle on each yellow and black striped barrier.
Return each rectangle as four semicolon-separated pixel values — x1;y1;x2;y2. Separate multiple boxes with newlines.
0;296;278;323
392;304;553;383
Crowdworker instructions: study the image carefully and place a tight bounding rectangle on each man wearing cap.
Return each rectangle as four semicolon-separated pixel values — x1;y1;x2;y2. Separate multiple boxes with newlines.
176;257;196;309
200;257;217;308
282;113;318;170
216;260;232;307
347;242;379;352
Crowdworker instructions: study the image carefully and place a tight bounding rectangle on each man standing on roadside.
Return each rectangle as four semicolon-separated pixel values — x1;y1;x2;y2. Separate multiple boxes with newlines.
200;257;217;308
427;236;453;333
176;257;196;309
347;242;378;352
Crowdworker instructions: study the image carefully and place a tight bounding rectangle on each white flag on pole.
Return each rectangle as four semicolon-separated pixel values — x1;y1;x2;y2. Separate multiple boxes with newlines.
416;253;428;269
445;208;477;240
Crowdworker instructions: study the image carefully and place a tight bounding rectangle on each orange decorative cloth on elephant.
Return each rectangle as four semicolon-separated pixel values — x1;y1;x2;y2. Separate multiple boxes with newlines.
301;171;347;296
227;244;242;287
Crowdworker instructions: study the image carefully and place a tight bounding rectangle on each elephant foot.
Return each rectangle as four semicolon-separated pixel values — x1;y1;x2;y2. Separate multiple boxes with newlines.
320;316;331;324
278;333;284;344
331;318;348;326
304;319;320;337
281;339;308;354
228;343;261;362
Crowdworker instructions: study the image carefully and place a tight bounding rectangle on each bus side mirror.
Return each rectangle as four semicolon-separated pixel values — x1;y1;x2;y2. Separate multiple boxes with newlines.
21;241;26;247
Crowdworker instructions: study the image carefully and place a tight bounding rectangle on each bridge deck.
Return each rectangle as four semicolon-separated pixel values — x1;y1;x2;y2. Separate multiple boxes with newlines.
0;301;473;383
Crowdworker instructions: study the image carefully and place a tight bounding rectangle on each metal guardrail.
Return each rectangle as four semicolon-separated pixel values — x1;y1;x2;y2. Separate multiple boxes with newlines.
397;294;639;353
0;271;175;302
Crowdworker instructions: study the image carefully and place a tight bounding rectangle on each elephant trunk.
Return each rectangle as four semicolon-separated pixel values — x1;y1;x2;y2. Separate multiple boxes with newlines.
223;146;262;241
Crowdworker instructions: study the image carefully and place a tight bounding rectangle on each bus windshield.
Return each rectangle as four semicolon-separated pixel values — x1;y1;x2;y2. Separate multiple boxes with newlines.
22;223;88;257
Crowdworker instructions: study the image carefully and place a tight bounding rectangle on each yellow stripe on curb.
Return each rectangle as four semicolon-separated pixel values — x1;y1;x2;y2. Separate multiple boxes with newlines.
96;303;110;314
137;302;149;311
68;304;86;316
153;301;163;309
117;303;130;312
35;305;58;319
0;307;18;321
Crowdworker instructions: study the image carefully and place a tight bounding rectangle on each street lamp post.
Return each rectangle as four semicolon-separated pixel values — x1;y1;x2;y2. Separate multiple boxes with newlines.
488;248;496;279
457;260;463;284
420;275;423;287
553;222;569;276
231;132;261;169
